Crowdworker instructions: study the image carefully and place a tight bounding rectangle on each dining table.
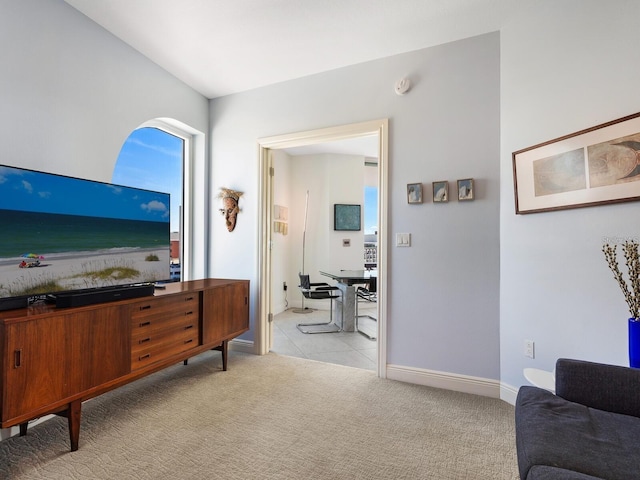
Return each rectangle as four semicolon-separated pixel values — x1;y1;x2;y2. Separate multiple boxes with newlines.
319;269;375;332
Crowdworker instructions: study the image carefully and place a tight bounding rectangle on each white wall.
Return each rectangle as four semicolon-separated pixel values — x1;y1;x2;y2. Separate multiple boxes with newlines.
271;150;293;314
0;0;209;279
305;154;365;274
1;0;208;182
500;0;640;395
210;32;501;380
364;163;378;191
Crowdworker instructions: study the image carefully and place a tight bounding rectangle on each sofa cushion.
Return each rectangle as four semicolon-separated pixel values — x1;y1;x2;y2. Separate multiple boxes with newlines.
516;386;640;480
555;358;640;417
527;465;605;480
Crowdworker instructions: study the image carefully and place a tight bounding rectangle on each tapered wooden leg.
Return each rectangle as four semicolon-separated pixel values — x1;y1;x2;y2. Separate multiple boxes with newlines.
221;340;228;371
67;400;82;452
212;340;228;371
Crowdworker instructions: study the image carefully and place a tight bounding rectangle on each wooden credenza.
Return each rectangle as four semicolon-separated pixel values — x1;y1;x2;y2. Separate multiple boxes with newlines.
0;278;249;451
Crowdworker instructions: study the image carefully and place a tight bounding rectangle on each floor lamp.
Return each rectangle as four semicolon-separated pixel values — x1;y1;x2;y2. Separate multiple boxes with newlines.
293;190;312;314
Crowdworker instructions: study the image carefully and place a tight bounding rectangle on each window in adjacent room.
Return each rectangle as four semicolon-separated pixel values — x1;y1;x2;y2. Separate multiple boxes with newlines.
113;127;184;280
364;185;378;268
364;186;378;235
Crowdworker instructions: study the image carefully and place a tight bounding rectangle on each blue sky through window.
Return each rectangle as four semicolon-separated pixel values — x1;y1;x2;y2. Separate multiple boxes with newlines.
364;186;378;235
113;128;183;232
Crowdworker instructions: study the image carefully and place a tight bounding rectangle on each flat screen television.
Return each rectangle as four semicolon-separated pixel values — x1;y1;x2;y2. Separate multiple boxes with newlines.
0;164;171;311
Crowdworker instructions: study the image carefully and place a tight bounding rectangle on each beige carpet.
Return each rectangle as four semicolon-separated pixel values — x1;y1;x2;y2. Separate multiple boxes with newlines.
0;352;518;480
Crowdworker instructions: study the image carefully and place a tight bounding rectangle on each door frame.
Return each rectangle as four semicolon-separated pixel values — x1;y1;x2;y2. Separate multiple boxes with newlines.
256;119;389;377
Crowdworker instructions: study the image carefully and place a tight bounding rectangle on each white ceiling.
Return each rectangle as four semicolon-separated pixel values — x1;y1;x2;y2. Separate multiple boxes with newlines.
64;0;519;100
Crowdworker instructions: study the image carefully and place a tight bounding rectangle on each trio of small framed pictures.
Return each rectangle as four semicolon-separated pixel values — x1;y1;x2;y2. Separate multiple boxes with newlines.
407;179;474;204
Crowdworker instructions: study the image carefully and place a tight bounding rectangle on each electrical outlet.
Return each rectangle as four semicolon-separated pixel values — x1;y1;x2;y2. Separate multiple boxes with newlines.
524;340;535;359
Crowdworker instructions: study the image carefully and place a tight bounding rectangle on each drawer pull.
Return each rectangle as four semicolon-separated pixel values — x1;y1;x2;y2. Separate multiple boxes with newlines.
184;339;193;344
139;305;151;311
139;321;151;327
139;353;150;360
185;296;194;302
185;311;193;316
139;337;151;344
184;324;194;330
14;349;22;368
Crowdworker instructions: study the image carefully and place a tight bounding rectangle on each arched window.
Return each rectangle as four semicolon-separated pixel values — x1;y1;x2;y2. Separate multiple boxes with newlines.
114;127;184;280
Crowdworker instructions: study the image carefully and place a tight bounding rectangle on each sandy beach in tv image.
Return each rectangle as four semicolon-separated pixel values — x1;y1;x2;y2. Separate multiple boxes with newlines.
0;247;169;298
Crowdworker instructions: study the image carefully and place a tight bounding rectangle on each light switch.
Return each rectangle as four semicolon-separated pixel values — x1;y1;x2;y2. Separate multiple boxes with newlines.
396;233;411;247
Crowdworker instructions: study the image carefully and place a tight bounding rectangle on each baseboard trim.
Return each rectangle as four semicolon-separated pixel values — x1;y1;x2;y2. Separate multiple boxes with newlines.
386;364;501;398
500;382;519;406
216;339;523;405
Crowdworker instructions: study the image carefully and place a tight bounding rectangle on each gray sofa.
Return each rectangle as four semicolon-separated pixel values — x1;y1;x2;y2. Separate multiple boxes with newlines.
515;358;640;480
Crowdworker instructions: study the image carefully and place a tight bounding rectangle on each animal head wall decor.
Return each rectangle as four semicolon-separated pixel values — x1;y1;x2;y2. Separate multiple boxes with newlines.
218;188;243;232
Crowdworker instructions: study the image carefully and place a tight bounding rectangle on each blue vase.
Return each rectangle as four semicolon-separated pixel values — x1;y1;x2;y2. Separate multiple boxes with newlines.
629;318;640;368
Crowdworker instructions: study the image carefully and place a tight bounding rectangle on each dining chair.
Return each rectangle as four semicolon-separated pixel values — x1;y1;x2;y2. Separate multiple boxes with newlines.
355;276;377;339
296;273;343;333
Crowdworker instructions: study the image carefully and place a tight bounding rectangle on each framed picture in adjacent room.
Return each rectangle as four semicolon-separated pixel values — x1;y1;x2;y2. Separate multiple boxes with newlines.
512;111;640;214
334;204;361;231
432;181;449;203
457;178;475;201
407;183;423;204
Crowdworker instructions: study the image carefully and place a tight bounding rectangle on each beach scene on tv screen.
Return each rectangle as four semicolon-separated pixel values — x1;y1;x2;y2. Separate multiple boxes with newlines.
0;165;170;299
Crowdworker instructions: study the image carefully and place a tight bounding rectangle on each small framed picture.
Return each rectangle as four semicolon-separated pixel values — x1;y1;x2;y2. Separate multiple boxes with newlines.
407;183;423;204
432;181;449;203
457;178;475;201
334;204;361;231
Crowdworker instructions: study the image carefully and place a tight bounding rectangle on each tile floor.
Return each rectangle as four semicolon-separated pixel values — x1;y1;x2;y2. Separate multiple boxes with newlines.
271;303;378;371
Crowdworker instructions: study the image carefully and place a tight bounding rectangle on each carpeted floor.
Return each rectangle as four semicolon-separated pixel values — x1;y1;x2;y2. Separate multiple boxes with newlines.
0;351;518;480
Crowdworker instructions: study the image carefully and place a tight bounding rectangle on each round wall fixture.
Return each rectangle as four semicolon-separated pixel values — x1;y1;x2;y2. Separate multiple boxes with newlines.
394;78;411;95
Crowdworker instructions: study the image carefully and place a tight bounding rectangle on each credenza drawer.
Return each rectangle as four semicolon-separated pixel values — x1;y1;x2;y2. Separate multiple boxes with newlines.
130;294;199;321
131;308;199;336
132;321;198;348
130;295;199;333
131;325;199;370
129;293;201;370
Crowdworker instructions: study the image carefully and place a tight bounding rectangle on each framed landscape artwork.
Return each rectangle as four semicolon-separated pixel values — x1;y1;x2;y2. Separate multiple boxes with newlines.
457;178;474;201
513;112;640;214
407;183;423;204
432;181;449;203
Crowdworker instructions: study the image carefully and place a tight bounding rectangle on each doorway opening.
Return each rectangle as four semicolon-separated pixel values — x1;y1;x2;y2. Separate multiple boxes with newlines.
257;119;388;377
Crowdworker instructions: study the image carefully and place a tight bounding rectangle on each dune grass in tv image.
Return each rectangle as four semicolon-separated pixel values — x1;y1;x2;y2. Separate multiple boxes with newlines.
0;165;170;307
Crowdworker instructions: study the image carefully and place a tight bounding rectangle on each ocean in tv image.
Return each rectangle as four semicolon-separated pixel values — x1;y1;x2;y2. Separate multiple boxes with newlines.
0;210;168;257
0;165;170;299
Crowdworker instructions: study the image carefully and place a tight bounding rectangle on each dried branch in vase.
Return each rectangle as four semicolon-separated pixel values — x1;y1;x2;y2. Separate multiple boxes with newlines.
603;241;640;319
